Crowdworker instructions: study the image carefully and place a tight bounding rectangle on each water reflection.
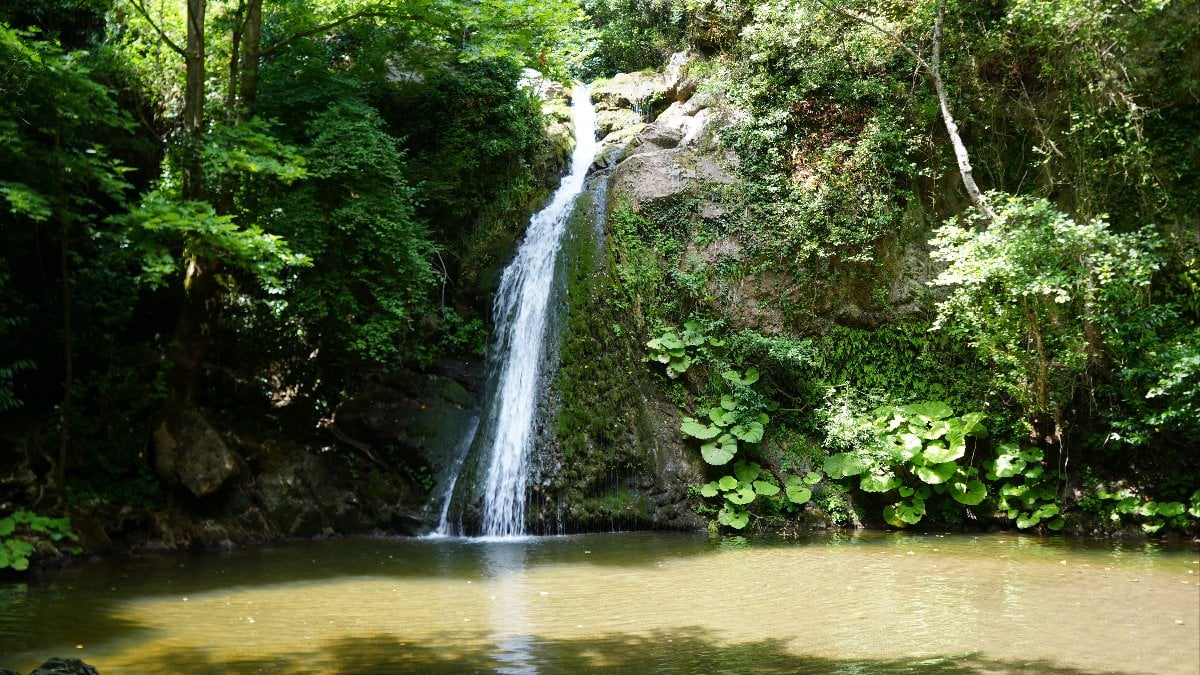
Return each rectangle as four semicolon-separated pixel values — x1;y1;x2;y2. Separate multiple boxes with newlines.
482;542;536;674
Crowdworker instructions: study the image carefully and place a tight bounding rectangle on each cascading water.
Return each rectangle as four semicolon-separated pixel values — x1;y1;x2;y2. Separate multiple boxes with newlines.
434;84;597;538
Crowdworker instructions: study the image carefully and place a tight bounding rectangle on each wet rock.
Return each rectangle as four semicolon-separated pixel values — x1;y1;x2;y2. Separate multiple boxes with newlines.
29;658;100;675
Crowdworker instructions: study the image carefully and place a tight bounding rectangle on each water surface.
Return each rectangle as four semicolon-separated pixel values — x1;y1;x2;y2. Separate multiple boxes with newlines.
1;532;1196;673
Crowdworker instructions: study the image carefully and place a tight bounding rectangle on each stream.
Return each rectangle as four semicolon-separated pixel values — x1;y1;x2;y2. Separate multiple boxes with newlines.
1;532;1196;673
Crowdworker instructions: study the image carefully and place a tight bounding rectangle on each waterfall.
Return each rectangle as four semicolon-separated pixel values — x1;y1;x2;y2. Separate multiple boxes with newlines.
435;84;596;538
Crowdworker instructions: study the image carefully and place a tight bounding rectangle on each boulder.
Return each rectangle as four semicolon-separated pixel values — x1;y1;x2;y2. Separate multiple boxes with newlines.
29;658;100;675
611;102;736;207
153;409;239;498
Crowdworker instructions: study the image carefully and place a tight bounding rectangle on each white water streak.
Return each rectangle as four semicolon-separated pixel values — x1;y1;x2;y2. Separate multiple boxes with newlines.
480;84;597;537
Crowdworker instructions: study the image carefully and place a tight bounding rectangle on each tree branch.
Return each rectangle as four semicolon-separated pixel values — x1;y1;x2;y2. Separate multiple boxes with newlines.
126;0;187;57
813;0;995;222
259;11;425;59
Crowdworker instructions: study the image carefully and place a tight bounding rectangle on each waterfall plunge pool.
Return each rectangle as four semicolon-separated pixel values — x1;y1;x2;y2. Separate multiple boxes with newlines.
1;532;1197;673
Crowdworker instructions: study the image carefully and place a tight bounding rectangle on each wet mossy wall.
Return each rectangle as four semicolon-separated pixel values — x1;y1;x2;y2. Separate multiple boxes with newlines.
532;181;687;533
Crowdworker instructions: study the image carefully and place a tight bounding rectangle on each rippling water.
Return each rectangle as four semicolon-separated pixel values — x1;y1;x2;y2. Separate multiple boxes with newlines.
1;532;1196;673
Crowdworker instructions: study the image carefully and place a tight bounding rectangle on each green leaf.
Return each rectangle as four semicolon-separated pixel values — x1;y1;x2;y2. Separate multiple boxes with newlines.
1156;502;1185;518
803;471;822;485
893;433;923;461
658;333;683;350
860;471;901;493
899;401;953;422
0;517;13;537
990;453;1026;479
1046;517;1065;531
718;475;738;491
898;486;915;497
753;480;780;497
958;412;988;437
721;367;760;386
884;499;925;527
701;434;738;465
681;418;721;440
785;478;812;505
720;394;738;411
666;355;692;377
949;479;987;505
921;441;964;464
719;507;750;529
824;452;868;478
915;461;959;485
727;487;756;505
1015;512;1040;529
1019;447;1045;463
700;482;720;498
734;461;762;484
731;422;764;443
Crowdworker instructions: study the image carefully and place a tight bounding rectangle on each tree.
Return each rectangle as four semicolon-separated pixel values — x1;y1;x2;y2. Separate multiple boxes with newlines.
813;0;994;222
0;23;135;492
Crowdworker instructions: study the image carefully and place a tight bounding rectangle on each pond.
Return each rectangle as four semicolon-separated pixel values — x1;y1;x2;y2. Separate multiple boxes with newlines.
1;532;1196;673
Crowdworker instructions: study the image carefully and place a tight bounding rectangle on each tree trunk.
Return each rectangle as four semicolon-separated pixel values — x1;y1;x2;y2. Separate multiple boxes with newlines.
238;0;263;121
930;2;995;223
182;0;206;201
157;0;238;496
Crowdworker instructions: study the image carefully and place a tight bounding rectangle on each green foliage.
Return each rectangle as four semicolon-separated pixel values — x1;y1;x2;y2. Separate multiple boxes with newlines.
983;444;1063;530
931;194;1163;425
0;511;79;572
645;321;723;378
698;460;810;530
1086;487;1200;535
823;401;993;527
678;367;771;467
117;190;310;292
580;0;688;76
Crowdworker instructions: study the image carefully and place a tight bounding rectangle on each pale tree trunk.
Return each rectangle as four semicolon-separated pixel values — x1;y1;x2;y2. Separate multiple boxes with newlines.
813;0;995;223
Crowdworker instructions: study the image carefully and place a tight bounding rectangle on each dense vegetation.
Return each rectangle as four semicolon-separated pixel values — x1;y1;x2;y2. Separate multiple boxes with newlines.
580;0;1199;533
0;0;582;564
1;0;1197;566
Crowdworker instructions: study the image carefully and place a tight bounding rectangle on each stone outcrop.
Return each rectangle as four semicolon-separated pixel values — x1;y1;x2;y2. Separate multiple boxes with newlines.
26;658;100;675
153;409;239;498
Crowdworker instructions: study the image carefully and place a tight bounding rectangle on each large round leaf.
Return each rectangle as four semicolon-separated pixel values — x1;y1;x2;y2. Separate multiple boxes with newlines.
786;485;812;505
727;487;756;505
717;475;738;491
731;422;765;443
883;505;906;528
718;506;750;529
958;411;988;437
899;401;953;422
734;461;762;484
922;441;965;464
915;461;959;485
700;482;720;498
681;418;721;440
753;480;780;496
824;452;868;478
892;433;923;461
949;479;987;505
860;471;902;493
700;435;737;465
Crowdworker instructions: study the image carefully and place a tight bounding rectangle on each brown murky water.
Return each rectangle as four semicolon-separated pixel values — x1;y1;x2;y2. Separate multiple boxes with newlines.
1;531;1196;673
